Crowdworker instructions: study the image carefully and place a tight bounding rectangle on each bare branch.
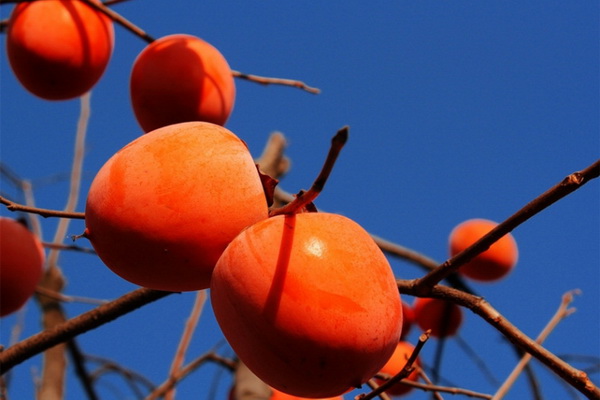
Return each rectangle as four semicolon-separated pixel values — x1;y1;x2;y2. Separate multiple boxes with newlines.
397;281;600;399
492;290;579;400
0;288;175;374
0;195;85;219
415;159;600;294
232;70;321;94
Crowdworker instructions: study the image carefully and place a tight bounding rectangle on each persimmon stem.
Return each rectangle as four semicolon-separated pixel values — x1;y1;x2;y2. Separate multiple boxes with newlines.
270;126;349;217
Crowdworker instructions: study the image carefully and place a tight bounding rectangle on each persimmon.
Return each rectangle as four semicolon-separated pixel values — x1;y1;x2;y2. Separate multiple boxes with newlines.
449;218;518;282
375;341;420;396
0;217;45;317
130;34;236;132
211;212;403;398
84;122;268;291
400;300;415;339
6;0;114;100
413;297;463;338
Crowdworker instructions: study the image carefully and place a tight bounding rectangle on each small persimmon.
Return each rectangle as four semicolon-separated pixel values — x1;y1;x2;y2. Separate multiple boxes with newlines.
84;122;268;291
6;0;114;100
413;297;463;338
130;34;236;132
0;217;45;317
449;218;518;282
211;212;402;398
375;341;420;396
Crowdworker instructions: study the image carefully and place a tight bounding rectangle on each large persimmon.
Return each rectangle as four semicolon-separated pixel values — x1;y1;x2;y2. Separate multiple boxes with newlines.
84;122;268;291
130;34;235;132
6;0;114;100
413;297;463;338
211;213;403;398
0;217;45;317
449;218;518;282
375;341;420;396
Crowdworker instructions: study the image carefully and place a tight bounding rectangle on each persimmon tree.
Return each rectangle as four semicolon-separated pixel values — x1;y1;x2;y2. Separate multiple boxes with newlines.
0;1;598;400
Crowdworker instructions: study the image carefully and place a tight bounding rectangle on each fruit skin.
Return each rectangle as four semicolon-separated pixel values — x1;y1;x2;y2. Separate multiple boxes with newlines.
413;297;463;338
84;122;268;291
211;212;403;398
270;387;344;400
6;0;114;100
0;217;45;317
449;218;518;282
375;341;420;396
130;34;235;133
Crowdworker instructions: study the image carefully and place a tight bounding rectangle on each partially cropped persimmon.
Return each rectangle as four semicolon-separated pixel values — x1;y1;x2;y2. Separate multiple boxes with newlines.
211;212;403;398
0;217;45;317
413;297;463;338
375;341;420;396
130;34;236;132
449;218;518;282
6;0;114;100
84;122;268;291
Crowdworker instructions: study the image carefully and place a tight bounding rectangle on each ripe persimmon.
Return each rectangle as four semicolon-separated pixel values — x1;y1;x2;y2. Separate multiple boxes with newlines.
375;341;420;396
449;218;518;282
84;122;268;291
413;297;463;338
211;212;402;398
130;34;235;132
6;0;114;100
0;217;45;317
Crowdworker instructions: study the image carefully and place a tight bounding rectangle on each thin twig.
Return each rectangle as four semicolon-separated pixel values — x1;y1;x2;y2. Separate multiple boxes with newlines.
42;242;96;255
0;195;85;219
165;290;207;400
415;159;600;294
79;0;155;43
0;288;175;374
492;290;579;400
357;332;430;400
145;352;237;400
232;70;321;94
396;281;600;399
270;126;348;216
35;287;109;306
67;340;99;400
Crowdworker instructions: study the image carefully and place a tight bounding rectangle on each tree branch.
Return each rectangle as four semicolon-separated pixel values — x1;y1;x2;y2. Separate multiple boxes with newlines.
414;159;600;294
397;281;600;399
0;288;174;375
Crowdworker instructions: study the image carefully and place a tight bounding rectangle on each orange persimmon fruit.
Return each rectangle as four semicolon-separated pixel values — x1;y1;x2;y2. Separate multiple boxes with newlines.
84;121;268;291
6;0;114;100
130;34;236;132
413;297;463;338
0;217;45;317
375;341;420;396
449;218;518;282
270;387;344;400
211;212;403;398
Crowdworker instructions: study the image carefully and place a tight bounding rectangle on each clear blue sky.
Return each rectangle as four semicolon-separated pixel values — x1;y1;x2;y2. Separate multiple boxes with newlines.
1;1;598;399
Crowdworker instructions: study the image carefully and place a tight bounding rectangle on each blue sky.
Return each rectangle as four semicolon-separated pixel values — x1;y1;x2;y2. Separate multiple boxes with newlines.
1;1;598;399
